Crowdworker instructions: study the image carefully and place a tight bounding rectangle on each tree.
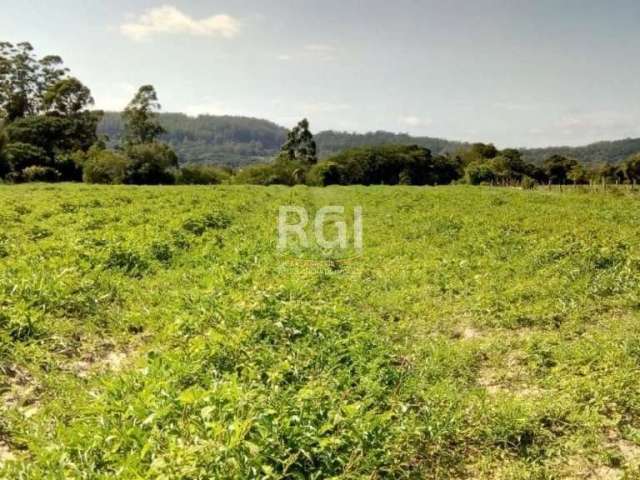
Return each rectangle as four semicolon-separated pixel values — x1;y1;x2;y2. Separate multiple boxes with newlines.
0;129;9;178
622;153;640;183
543;155;578;184
122;85;165;145
470;143;498;160
567;164;588;184
280;118;317;166
464;162;496;185
4;142;50;173
42;77;93;116
305;145;449;186
6;111;100;156
306;161;343;186
0;42;68;121
233;163;288;185
176;165;230;185
83;148;130;184
125;142;178;184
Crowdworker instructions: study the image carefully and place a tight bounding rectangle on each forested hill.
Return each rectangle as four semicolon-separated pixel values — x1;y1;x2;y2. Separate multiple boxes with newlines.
97;112;468;166
98;112;640;167
98;112;287;167
521;138;640;166
315;131;468;158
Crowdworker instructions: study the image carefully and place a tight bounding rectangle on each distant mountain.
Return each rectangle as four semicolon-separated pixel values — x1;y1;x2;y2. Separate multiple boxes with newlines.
98;112;640;167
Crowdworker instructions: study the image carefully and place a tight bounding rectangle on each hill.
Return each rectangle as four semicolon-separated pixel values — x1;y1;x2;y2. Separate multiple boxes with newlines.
315;130;468;158
521;138;640;166
98;112;287;167
98;112;640;167
97;113;469;166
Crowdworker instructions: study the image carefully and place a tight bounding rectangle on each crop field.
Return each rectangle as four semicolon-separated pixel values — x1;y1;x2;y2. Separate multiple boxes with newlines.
1;184;640;479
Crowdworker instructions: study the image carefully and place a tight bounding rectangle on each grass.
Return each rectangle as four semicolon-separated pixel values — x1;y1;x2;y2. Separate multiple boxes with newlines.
1;183;640;478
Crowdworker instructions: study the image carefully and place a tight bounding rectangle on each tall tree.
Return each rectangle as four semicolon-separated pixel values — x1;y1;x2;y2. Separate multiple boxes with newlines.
122;85;165;145
280;118;317;165
43;77;94;115
543;154;578;184
0;42;68;121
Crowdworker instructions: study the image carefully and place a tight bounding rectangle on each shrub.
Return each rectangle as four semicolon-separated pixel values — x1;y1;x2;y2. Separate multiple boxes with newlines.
234;163;290;185
104;247;149;277
53;150;86;182
307;161;343;186
464;162;496;185
149;241;173;263
182;212;232;235
5;142;50;172
125;142;178;185
176;164;230;185
83;149;130;184
521;176;536;190
21;166;62;183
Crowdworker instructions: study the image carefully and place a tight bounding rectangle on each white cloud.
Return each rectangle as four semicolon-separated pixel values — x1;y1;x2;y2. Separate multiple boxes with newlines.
399;115;432;128
121;5;240;40
276;54;292;61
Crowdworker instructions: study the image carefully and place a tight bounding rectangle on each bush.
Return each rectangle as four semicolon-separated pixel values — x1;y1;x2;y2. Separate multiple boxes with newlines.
125;142;178;185
182;212;232;235
21;166;62;183
104;246;149;277
306;161;343;186
234;163;291;185
53;151;85;182
5;142;50;172
83;149;130;184
521;176;536;190
464;162;496;185
176;164;230;185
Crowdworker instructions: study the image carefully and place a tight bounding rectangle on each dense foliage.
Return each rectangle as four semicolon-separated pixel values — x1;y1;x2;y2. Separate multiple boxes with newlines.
307;144;460;186
3;41;640;188
98;112;287;167
97;113;640;169
0;42;101;182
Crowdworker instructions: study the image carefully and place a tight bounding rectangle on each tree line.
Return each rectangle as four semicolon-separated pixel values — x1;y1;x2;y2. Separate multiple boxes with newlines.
2;42;640;187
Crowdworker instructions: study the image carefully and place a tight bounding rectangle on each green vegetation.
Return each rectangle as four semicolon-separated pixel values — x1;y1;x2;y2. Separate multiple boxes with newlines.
4;42;640;188
307;144;459;186
2;185;640;478
97;115;640;168
98;112;287;167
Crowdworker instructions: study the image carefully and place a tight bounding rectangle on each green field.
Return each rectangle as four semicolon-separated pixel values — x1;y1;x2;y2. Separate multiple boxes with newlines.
2;185;640;478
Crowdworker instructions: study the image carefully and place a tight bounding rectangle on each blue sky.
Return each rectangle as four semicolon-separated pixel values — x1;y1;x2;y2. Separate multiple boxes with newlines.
2;0;640;147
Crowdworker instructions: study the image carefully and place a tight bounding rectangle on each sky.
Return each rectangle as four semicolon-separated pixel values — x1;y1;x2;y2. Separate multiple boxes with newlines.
2;0;640;148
